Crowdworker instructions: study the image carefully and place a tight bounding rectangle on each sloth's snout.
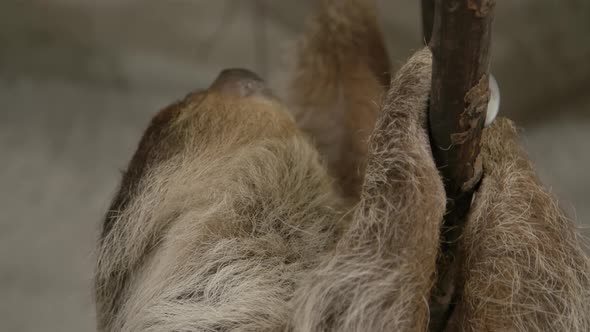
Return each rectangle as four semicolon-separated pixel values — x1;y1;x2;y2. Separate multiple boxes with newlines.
210;68;270;98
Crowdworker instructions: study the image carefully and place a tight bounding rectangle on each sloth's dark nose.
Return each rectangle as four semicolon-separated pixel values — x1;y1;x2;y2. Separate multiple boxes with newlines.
210;68;269;97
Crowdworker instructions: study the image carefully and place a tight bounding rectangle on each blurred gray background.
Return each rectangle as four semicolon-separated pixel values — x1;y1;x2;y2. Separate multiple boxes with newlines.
1;1;588;331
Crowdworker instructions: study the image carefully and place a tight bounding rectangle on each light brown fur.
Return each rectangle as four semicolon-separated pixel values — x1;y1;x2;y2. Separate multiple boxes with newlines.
96;0;590;331
447;119;590;331
288;0;390;199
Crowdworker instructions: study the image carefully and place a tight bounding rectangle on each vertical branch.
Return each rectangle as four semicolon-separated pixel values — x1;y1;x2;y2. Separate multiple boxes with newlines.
424;0;496;330
429;0;495;199
421;0;435;44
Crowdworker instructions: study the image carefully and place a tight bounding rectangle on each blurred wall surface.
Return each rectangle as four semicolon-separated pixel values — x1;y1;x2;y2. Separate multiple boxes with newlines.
1;1;588;331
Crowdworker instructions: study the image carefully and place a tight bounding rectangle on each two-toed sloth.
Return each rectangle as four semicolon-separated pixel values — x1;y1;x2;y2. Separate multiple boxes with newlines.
95;0;590;331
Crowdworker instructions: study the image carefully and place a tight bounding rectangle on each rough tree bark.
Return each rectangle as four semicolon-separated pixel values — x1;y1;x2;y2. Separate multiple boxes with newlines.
422;0;496;331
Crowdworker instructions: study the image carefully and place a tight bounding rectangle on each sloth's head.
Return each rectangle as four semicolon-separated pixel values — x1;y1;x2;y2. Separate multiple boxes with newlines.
158;68;296;150
129;67;299;188
102;68;298;237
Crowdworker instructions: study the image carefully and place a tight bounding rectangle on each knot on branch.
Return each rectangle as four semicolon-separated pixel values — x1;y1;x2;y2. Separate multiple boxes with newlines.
467;0;496;18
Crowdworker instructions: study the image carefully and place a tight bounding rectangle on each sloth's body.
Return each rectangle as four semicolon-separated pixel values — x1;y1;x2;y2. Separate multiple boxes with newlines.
96;1;590;331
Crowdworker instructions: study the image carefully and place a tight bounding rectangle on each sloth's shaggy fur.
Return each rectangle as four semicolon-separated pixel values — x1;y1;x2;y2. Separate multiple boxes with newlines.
288;0;390;199
450;119;590;331
96;0;590;331
288;49;445;332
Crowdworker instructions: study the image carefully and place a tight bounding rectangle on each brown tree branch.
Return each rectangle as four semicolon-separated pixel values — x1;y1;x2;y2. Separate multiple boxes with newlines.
429;0;495;198
423;0;496;331
421;0;435;44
